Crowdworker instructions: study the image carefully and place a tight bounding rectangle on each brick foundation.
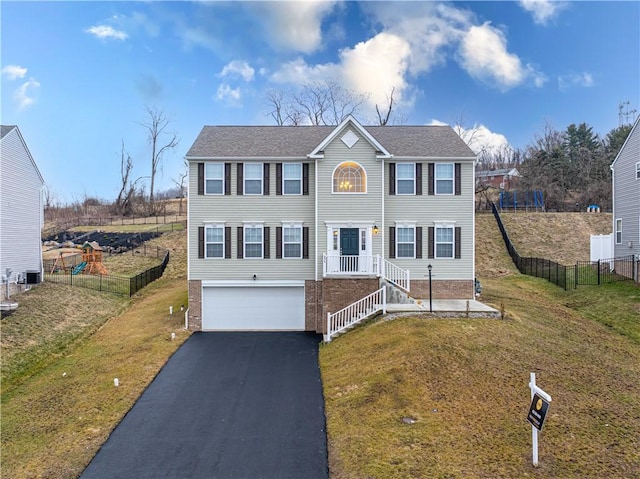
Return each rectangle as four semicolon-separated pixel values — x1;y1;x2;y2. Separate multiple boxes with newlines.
187;280;202;331
409;279;474;299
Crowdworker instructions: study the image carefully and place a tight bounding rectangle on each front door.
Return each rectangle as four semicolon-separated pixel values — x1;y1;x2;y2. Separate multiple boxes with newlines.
340;228;359;271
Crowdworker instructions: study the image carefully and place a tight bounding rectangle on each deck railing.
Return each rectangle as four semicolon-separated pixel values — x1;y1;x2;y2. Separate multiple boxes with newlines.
323;254;380;276
325;287;386;342
380;258;410;291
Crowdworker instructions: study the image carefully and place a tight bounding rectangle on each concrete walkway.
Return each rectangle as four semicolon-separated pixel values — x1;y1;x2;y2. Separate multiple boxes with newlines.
386;299;500;316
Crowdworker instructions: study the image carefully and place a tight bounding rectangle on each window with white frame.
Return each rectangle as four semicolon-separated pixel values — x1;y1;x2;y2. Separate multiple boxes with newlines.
396;226;415;258
205;163;224;195
333;162;366;193
244;225;263;258
615;219;622;244
435;163;454;194
283;225;302;258
283;163;302;194
244;163;263;195
636;161;640;180
396;163;416;195
205;225;224;258
436;226;454;258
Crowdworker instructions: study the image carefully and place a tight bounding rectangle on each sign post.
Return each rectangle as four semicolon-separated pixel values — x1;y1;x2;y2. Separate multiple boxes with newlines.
527;372;551;467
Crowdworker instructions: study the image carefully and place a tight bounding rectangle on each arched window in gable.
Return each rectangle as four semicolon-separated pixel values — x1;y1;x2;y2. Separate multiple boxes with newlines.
332;161;367;193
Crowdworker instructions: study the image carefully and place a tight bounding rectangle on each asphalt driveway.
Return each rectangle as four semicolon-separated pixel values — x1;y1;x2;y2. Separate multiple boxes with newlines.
80;332;328;479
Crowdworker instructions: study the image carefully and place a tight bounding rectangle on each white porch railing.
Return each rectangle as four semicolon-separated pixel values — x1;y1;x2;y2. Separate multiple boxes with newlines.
323;254;381;276
380;258;410;292
324;287;386;342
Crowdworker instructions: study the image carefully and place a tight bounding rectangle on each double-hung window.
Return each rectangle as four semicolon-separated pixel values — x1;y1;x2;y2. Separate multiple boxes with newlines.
205;163;224;194
244;225;263;258
397;226;415;258
396;163;416;195
435;163;454;194
283;163;302;195
636;161;640;180
205;225;224;258
615;219;622;244
283;225;302;258
244;163;263;195
435;226;454;258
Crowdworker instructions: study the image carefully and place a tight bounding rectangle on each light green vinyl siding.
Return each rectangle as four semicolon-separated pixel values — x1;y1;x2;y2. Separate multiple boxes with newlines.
385;160;475;280
188;160;315;281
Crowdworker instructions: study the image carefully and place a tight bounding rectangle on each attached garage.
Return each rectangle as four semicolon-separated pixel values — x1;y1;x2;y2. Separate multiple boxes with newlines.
201;282;305;331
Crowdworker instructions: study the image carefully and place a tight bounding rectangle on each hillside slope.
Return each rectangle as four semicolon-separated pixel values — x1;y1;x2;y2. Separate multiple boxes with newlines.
480;212;612;267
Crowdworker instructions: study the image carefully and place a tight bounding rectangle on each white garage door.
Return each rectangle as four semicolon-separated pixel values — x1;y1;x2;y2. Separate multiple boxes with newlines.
202;285;305;331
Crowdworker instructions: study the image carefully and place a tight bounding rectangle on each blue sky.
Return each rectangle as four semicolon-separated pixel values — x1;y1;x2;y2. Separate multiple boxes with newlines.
2;1;639;203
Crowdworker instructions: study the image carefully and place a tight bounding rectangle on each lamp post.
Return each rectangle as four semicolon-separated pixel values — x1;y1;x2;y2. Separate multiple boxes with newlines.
428;264;433;313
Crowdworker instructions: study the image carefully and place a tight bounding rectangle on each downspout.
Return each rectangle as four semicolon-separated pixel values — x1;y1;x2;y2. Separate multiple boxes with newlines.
315;158;318;282
472;158;476;295
40;185;45;283
381;156;385;265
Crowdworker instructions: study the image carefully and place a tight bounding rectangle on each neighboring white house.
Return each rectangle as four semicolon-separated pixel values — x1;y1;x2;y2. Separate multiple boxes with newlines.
0;125;45;300
185;116;477;334
611;116;640;281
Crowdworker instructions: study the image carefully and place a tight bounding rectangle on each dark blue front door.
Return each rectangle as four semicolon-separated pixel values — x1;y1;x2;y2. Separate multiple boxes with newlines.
340;228;359;271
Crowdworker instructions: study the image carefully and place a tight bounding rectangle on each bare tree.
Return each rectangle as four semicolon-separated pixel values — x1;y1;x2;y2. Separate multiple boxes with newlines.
172;159;189;216
375;87;396;126
139;106;179;214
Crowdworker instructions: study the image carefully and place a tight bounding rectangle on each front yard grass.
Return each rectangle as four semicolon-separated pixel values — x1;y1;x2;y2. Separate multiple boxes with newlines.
320;275;640;478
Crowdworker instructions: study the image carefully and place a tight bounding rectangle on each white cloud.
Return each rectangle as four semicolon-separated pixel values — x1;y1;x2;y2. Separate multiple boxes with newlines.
246;1;337;53
428;119;450;126
270;58;340;85
455;123;512;156
558;72;594;90
519;0;566;25
458;23;529;90
215;83;241;102
14;78;40;110
340;32;411;107
2;65;27;80
220;60;255;82
85;25;128;40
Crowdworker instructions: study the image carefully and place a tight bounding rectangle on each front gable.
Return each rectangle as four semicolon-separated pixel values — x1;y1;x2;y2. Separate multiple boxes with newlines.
308;116;391;160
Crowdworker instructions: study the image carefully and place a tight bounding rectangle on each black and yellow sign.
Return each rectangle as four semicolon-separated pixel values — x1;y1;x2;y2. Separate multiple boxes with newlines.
527;393;550;431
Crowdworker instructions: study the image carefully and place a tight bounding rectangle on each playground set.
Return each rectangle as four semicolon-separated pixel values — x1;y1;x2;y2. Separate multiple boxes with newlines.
49;241;108;276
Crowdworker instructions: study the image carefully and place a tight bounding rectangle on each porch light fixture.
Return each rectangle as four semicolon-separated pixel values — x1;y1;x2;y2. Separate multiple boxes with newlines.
373;225;379;235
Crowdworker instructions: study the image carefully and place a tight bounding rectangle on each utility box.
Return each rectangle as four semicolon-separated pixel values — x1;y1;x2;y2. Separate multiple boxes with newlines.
26;270;41;284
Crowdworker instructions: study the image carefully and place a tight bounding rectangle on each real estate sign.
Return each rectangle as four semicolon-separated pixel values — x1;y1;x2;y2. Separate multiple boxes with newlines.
527;392;550;431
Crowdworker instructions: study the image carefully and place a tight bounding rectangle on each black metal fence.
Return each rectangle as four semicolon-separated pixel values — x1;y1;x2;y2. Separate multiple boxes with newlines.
44;249;170;296
491;202;637;289
43;217;186;239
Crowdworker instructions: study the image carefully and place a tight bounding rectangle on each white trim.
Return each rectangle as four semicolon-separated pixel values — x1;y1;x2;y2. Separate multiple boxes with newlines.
615;218;622;244
325;221;376;228
395;225;416;259
242;220;265;225
434;225;455;259
395;162;416;195
282;162;303;195
187;156;307;161
308;115;392;159
202;280;305;287
611;116;640;169
435;162;455;195
244;224;264;259
204;162;225;195
282;224;303;259
204;224;225;259
243;162;264;195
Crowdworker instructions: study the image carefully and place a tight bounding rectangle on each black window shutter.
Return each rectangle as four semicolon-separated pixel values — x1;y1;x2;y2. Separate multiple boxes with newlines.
224;226;231;259
455;227;461;259
224;163;231;195
389;227;396;259
428;163;434;195
389;163;396;195
303;226;309;259
263;164;270;196
276;227;283;259
198;226;204;258
237;226;243;259
416;226;423;259
276;163;283;195
303;163;309;195
237;163;243;195
455;163;461;195
198;163;204;195
416;163;422;195
264;226;270;258
428;227;434;259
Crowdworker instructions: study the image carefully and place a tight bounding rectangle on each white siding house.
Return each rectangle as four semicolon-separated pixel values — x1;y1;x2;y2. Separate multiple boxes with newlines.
186;116;477;333
1;125;45;300
611;117;640;268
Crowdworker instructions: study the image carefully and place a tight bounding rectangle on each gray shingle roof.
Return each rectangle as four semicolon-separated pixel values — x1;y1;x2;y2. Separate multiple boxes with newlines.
186;124;475;159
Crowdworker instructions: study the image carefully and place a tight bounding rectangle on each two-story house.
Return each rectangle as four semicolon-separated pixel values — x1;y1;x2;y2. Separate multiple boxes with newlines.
611;116;640;281
186;116;477;334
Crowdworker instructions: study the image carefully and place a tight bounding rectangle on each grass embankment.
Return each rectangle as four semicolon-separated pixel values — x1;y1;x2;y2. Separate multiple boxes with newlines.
321;213;639;478
1;230;189;479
